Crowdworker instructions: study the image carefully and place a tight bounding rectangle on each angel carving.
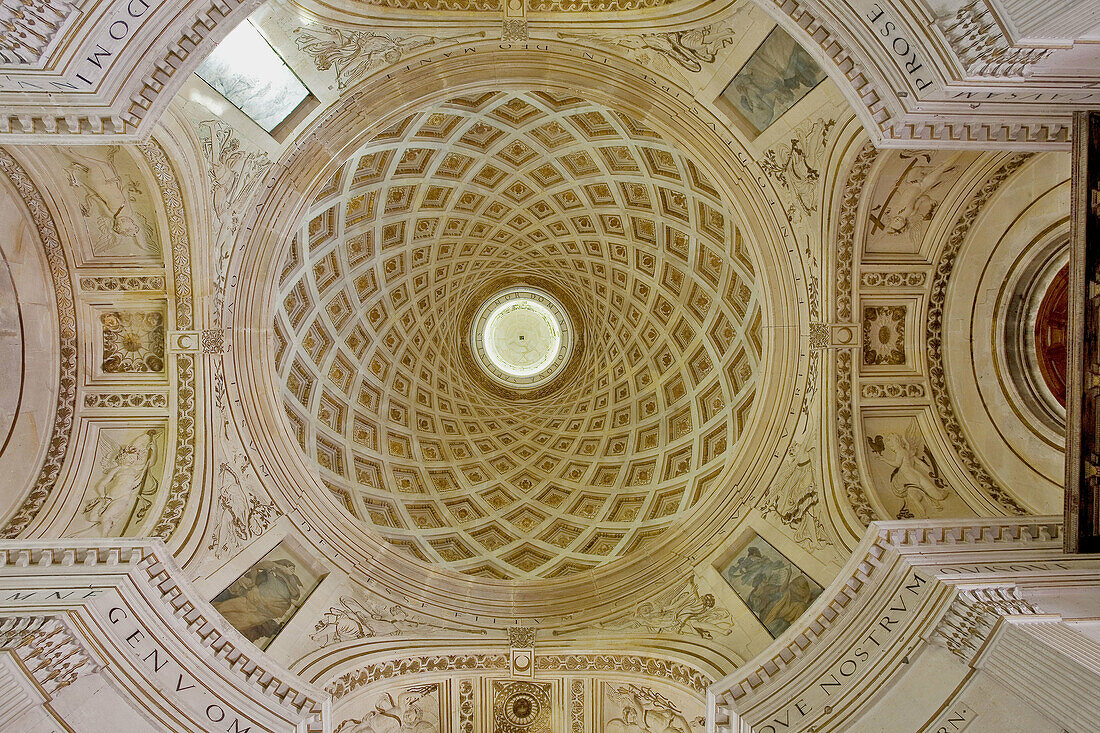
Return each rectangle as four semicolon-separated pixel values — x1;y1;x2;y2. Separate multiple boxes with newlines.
294;27;436;90
606;684;699;733
335;685;439;733
867;423;951;518
598;577;733;639
63;148;158;256
78;429;159;537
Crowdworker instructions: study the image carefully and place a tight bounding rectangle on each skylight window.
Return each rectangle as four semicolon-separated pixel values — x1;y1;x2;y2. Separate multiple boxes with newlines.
195;21;310;134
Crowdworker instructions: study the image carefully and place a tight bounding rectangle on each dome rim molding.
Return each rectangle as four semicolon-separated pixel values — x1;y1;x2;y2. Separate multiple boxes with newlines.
223;47;809;619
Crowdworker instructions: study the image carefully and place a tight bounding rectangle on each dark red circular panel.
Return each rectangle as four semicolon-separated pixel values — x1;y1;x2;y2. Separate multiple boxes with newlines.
1035;264;1068;408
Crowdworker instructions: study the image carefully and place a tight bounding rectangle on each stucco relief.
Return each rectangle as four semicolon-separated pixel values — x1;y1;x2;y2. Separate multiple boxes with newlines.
758;409;833;552
336;683;441;733
863;418;962;520
595;577;734;640
198;120;271;329
100;309;166;373
74;427;165;537
556;11;744;81
760;118;835;223
861;305;906;366
310;592;488;647
61;146;160;260
294;26;485;91
864;152;966;255
602;682;703;732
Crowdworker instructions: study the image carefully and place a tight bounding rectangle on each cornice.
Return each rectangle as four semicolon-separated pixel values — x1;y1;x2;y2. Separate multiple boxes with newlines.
0;539;329;729
710;516;1067;708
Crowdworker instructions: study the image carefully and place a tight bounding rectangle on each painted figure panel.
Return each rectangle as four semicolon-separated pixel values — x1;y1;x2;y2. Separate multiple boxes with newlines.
720;534;822;638
719;26;826;134
211;542;324;649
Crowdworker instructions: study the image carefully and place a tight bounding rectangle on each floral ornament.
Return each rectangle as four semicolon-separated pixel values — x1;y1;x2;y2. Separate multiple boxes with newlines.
101;311;165;373
862;306;906;366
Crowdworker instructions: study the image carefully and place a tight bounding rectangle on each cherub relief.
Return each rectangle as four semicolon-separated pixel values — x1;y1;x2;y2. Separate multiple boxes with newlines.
605;684;699;733
62;147;159;257
336;686;439;733
78;429;160;537
867;422;952;518
869;152;959;243
598;577;734;639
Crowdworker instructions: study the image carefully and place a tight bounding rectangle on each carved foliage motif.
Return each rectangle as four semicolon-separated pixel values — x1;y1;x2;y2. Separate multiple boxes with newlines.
0;150;78;538
832;143;880;526
459;679;475;733
83;392;168;409
861;305;906;366
570;680;584;733
198;120;271;330
924;155;1033;515
79;275;165;291
138;140;198;542
326;653;711;700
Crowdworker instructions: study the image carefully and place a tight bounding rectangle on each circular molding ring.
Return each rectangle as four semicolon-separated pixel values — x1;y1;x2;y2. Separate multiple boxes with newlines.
224;45;807;620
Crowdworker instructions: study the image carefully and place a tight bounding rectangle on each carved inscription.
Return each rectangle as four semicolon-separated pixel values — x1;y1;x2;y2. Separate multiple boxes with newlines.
0;0;162;91
865;3;933;93
752;571;932;733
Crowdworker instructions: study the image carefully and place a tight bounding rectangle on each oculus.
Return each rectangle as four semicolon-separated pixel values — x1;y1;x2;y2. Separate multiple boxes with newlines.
472;287;572;390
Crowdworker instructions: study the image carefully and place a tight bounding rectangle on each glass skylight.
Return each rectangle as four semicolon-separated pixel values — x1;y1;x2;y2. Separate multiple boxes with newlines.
195;21;309;133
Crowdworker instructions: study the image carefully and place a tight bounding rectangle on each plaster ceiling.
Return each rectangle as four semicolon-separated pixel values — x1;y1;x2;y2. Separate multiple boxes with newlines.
274;90;763;580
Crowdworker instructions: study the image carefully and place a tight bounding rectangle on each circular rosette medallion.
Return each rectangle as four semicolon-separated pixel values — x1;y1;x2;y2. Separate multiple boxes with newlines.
493;681;552;732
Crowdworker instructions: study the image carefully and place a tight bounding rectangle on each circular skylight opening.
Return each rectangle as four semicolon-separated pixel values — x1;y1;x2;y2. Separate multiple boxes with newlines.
472;287;572;390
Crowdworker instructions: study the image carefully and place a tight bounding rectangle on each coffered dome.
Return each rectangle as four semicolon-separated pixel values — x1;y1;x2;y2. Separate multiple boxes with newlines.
274;91;763;580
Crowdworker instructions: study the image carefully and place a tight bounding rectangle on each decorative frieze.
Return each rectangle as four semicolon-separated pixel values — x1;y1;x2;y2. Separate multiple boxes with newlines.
0;615;97;694
0;0;76;65
936;2;1053;78
931;586;1041;662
